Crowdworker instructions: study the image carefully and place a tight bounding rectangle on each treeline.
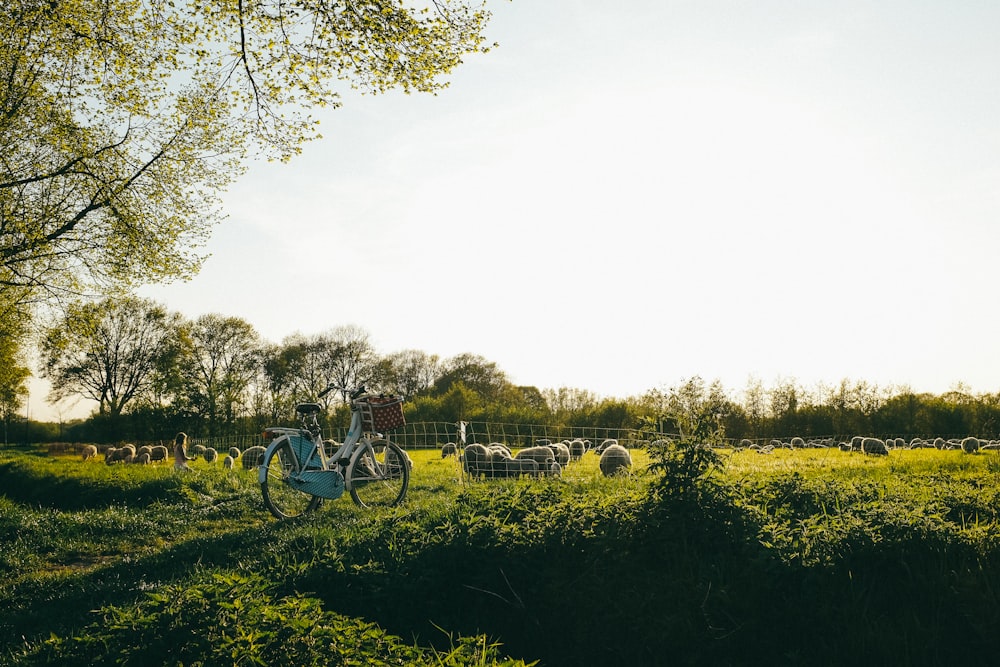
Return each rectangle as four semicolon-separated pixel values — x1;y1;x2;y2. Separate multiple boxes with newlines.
5;296;1000;445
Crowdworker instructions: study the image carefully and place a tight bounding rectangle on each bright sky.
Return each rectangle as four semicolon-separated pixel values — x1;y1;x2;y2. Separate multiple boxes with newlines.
29;0;1000;421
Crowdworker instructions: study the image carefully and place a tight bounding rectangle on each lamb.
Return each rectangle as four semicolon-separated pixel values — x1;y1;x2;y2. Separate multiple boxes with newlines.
223;455;235;470
861;437;888;456
441;442;458;458
203;447;218;463
599;444;632;476
133;452;151;465
81;444;98;461
241;445;267;470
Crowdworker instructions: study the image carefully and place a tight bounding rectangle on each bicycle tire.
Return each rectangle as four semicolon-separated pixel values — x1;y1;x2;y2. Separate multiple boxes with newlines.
261;439;323;519
348;438;410;508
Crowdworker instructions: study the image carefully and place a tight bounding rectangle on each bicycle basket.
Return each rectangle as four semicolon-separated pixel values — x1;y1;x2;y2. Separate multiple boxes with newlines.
358;395;406;432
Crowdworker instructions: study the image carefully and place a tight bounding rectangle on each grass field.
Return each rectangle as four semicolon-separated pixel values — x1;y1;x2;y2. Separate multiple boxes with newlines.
2;443;999;666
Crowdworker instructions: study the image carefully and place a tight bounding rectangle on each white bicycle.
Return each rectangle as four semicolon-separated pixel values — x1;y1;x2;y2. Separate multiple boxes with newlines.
259;384;410;519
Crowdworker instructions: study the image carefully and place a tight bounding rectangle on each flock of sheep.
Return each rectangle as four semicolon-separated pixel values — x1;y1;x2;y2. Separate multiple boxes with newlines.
84;442;268;470
738;435;999;456
447;438;633;479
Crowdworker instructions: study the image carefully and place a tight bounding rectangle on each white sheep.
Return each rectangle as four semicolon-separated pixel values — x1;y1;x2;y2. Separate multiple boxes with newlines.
229;446;241;459
203;447;218;463
599;444;632;476
547;442;571;467
460;443;490;477
133;452;151;465
81;444;98;461
515;445;556;470
150;445;169;462
790;437;805;448
241;445;267;470
568;439;586;461
961;436;980;454
596;438;617;454
441;442;458;458
223;455;235;470
861;437;888;456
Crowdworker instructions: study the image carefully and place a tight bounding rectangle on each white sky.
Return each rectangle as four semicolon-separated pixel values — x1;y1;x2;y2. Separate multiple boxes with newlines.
28;0;1000;421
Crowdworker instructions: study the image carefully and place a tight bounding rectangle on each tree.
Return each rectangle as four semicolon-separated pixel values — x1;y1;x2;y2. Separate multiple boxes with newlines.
40;296;178;419
181;314;262;436
317;325;378;401
1;0;493;299
434;353;509;402
378;349;440;397
0;296;30;441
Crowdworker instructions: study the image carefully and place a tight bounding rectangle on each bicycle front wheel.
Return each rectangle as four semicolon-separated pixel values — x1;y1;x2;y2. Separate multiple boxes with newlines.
261;440;323;519
348;438;410;508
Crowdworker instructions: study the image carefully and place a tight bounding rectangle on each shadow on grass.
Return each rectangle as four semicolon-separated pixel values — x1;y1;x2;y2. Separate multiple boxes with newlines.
298;484;1000;667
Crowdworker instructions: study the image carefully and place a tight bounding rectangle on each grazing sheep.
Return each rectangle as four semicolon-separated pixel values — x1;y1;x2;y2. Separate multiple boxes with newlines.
133;452;151;465
81;444;98;461
149;445;169;462
136;445;152;458
596;438;618;454
515;445;556;468
961;436;980;454
488;442;513;459
599;444;632;476
189;443;206;459
105;446;131;465
507;457;540;478
547;442;571;467
223;455;235;470
203;447;218;463
568;439;586;461
861;437;888;456
460;443;491;477
738;439;754;450
241;445;267;470
229;447;241;459
790;437;805;448
441;442;458;458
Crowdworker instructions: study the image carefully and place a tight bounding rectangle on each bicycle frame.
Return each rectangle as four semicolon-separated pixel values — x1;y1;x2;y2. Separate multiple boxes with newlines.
258;392;380;498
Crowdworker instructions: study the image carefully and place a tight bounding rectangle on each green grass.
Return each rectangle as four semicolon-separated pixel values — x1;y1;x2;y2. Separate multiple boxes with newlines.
2;445;1000;666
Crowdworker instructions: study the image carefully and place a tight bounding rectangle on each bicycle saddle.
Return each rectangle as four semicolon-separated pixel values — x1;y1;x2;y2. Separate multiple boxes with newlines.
295;403;322;415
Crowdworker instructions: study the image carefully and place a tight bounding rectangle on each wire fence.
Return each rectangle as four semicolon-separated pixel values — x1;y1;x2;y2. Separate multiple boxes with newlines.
191;422;680;453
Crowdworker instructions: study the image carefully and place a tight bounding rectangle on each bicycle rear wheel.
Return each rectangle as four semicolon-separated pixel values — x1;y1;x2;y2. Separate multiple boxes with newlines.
261;439;323;519
348;438;410;508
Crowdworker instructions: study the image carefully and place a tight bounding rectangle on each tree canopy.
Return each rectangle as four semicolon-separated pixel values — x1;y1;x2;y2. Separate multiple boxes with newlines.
0;0;493;299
